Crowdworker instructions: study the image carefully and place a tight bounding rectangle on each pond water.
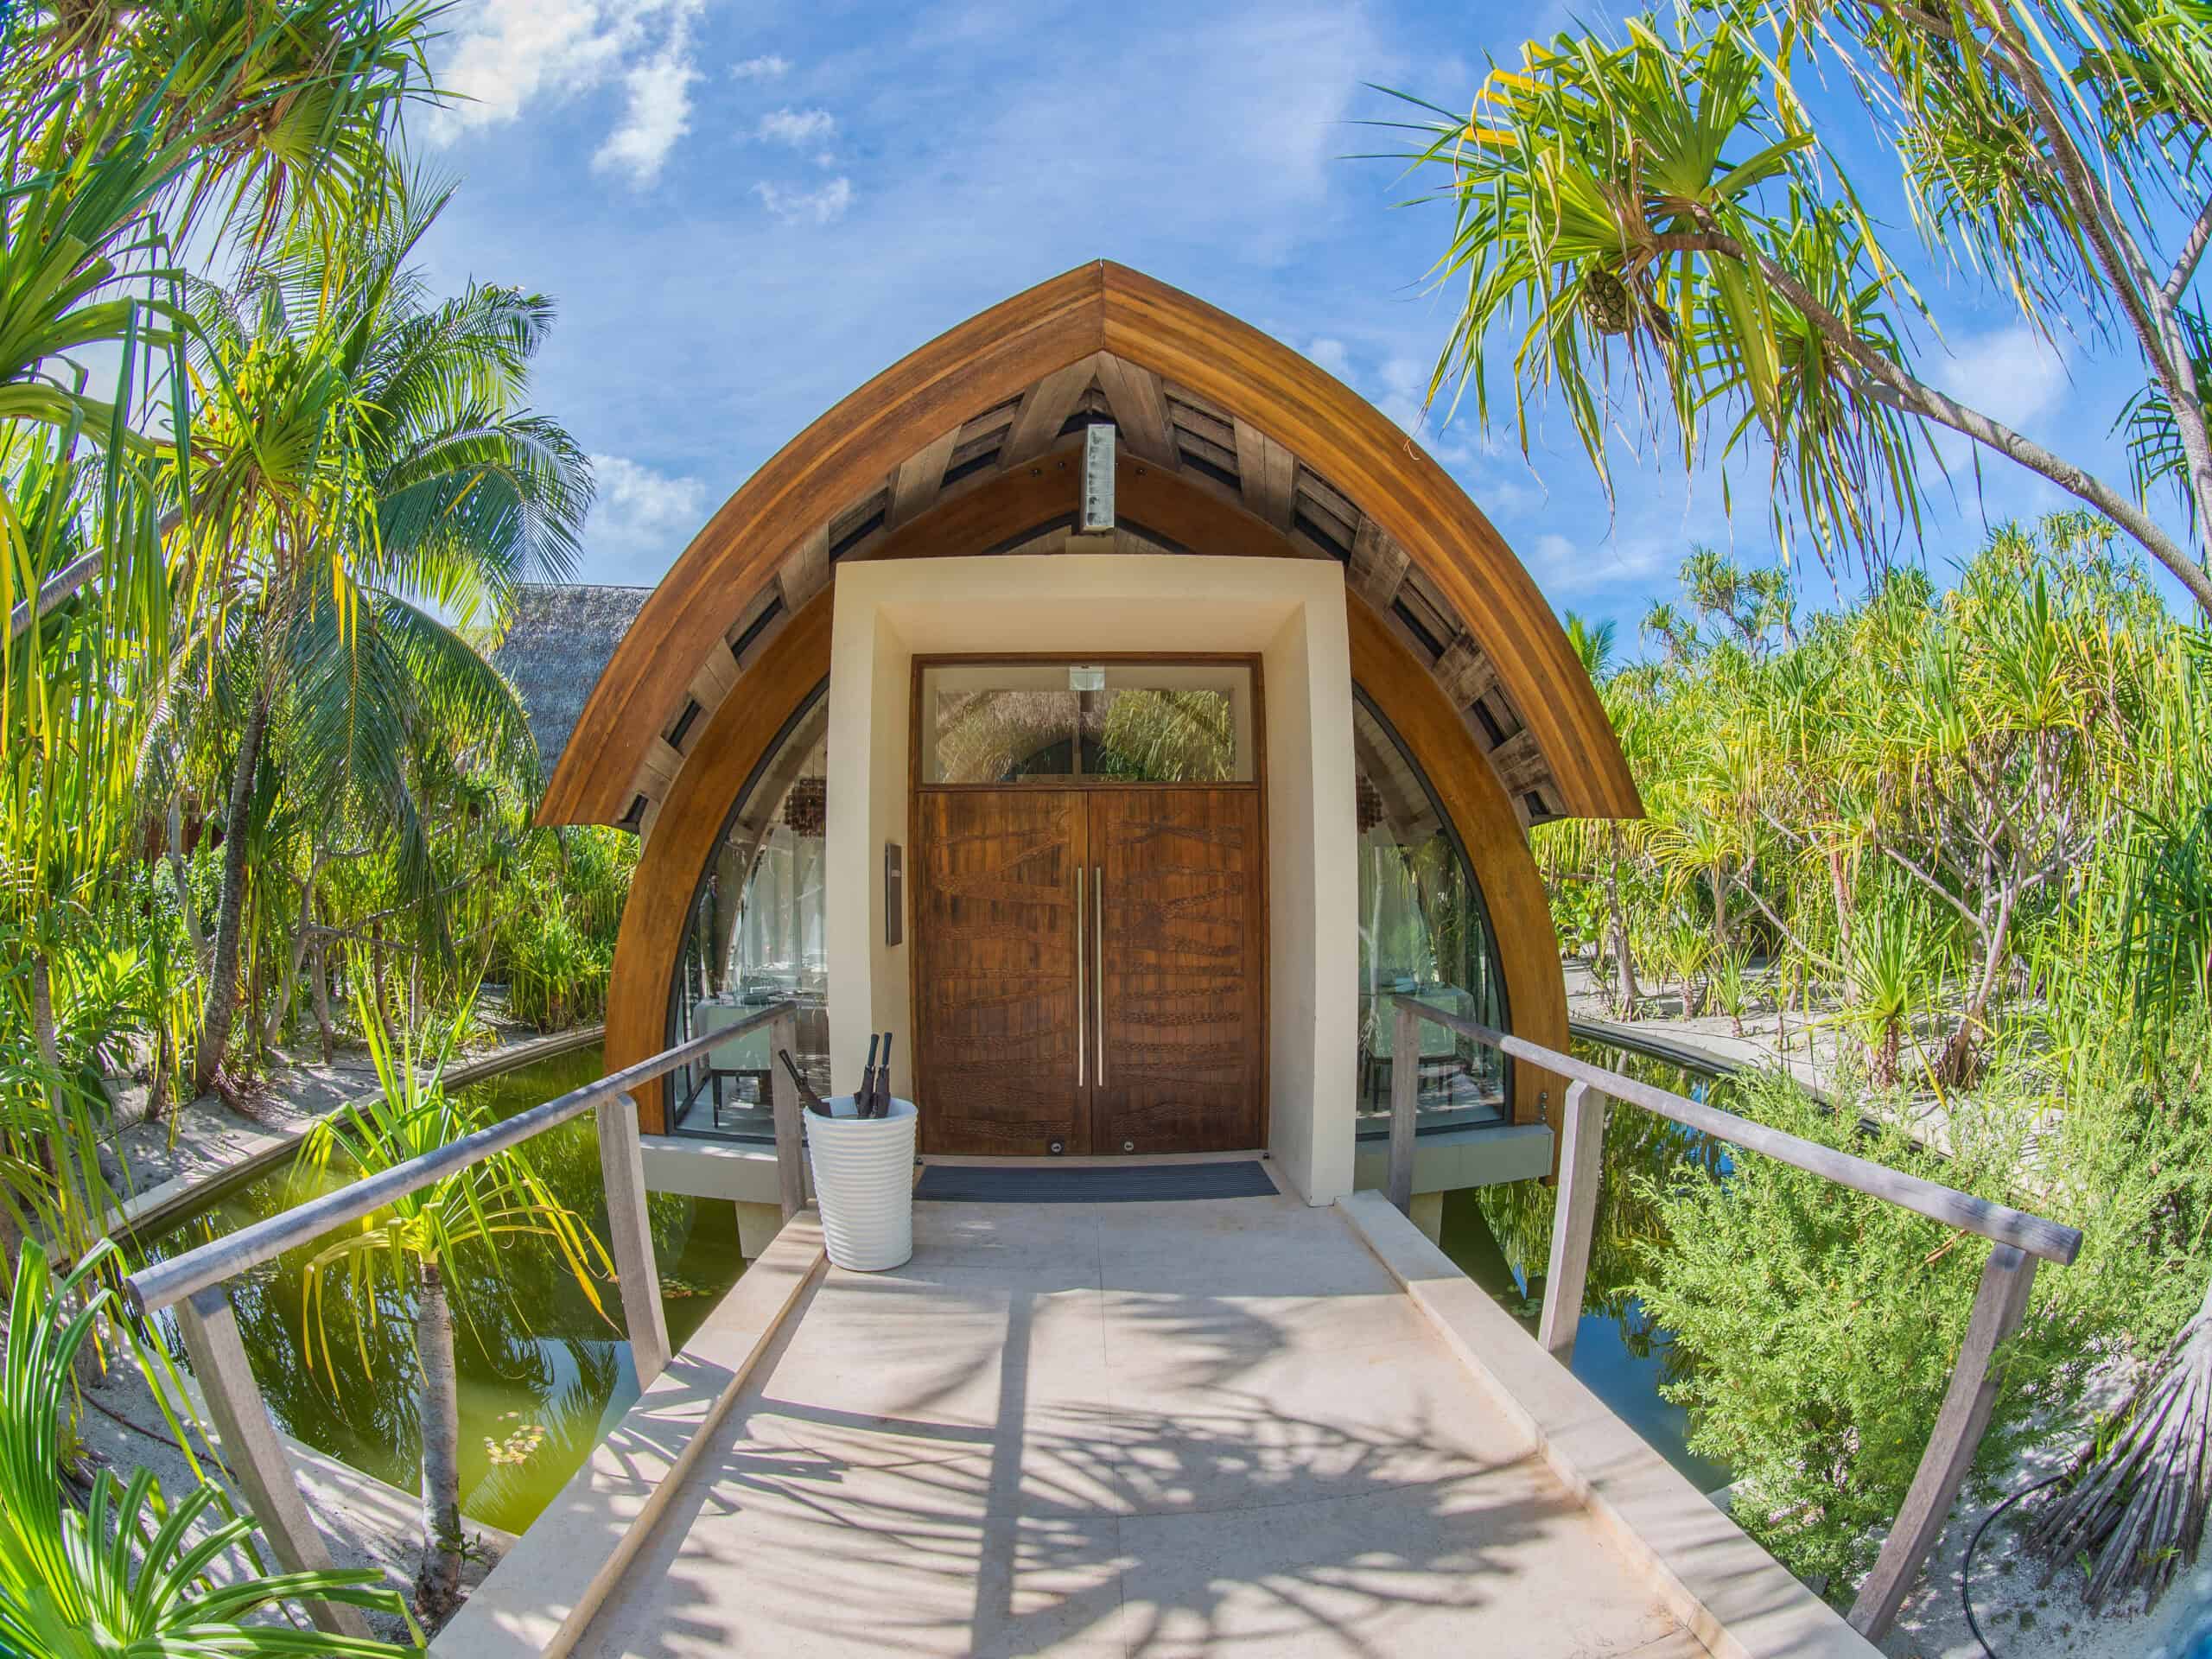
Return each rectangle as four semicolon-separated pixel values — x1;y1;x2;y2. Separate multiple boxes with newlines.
1427;1033;1735;1495
140;1032;1731;1536
138;1043;747;1535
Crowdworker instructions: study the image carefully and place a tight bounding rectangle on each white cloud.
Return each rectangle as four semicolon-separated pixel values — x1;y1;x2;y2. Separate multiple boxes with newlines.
753;176;855;226
595;29;701;183
1529;532;1579;573
1936;327;2069;431
589;454;708;553
1375;354;1430;435
430;0;701;183
1304;337;1351;379
730;54;791;80
756;106;836;146
1516;517;1681;596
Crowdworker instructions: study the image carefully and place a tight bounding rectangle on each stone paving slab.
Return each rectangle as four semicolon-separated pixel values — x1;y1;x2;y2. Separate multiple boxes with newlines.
570;1191;1707;1659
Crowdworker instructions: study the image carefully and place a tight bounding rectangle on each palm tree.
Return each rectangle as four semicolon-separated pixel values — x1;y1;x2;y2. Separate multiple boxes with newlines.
6;1;447;632
181;175;588;1095
1563;609;1618;681
292;983;613;1623
0;1237;415;1656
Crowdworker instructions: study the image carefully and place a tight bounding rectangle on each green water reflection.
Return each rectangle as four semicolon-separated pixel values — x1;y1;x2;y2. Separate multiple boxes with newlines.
1433;1035;1734;1495
140;1044;747;1534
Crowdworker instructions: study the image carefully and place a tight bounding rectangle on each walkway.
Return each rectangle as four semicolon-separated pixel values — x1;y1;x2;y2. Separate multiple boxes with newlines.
570;1190;1706;1659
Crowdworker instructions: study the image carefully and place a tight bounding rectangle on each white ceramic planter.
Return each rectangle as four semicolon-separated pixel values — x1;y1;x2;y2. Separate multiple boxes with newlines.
804;1097;918;1272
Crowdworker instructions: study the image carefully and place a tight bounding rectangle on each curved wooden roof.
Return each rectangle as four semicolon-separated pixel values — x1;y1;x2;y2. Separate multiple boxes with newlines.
540;262;1639;827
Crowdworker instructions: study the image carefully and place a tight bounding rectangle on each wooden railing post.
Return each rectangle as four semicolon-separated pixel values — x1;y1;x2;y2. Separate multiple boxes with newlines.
598;1090;671;1385
1538;1080;1606;1360
769;1007;805;1222
1847;1243;2040;1640
174;1287;373;1641
1388;999;1420;1216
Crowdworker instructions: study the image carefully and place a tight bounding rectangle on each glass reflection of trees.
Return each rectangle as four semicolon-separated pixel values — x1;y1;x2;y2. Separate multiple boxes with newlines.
669;690;832;1136
1352;694;1510;1131
1084;688;1236;781
928;683;1241;784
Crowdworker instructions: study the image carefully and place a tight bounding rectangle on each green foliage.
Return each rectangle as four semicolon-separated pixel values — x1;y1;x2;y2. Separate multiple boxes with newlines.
0;1238;416;1656
1535;519;2194;1084
489;828;633;1031
2121;803;2212;1039
1637;1049;2212;1596
1392;0;2212;607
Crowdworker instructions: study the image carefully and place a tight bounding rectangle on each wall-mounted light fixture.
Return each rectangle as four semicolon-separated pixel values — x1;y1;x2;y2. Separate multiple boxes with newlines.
1075;423;1116;535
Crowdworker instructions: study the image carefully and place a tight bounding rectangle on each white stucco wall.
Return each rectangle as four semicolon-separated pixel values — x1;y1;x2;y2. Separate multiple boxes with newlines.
823;554;1359;1201
1261;601;1357;1202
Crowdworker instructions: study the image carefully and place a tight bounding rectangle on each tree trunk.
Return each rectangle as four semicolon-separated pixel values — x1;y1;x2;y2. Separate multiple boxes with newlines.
1605;825;1640;1020
1938;892;2016;1087
1707;865;1729;954
168;801;206;965
262;852;324;1051
311;939;334;1063
30;955;65;1148
193;683;271;1097
414;1257;466;1625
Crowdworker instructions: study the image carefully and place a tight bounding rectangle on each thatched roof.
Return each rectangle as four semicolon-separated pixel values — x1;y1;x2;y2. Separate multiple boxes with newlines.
494;583;652;781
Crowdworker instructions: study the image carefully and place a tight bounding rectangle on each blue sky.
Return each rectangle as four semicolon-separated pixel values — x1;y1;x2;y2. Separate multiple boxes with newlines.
409;0;2195;650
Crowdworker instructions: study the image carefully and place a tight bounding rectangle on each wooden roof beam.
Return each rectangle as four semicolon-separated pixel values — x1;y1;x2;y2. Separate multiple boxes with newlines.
1000;354;1102;466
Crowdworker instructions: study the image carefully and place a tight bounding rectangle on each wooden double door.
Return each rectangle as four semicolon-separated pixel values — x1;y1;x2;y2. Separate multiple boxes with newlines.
912;787;1265;1156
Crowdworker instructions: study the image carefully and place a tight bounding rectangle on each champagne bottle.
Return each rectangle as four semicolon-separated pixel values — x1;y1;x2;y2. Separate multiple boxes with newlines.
857;1033;880;1117
871;1033;895;1116
778;1050;835;1117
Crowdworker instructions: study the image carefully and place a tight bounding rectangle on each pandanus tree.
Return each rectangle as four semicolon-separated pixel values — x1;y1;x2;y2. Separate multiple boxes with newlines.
294;986;613;1623
179;176;588;1095
1394;0;2212;611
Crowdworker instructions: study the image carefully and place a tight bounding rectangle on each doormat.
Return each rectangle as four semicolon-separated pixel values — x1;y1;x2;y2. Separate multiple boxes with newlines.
913;1160;1277;1204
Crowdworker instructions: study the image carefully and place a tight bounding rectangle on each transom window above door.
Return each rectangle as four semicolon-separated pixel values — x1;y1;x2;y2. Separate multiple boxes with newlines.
918;659;1257;785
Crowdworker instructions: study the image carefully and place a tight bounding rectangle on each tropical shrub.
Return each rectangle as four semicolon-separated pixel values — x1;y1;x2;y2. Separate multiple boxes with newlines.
1637;1052;2212;1598
0;1238;415;1656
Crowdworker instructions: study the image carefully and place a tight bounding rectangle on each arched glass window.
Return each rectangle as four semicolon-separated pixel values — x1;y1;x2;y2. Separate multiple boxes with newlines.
667;686;830;1139
1352;690;1510;1134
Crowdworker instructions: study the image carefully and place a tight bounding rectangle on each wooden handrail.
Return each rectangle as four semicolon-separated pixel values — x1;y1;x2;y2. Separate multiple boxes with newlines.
1387;993;2071;1643
1390;995;2082;1266
125;1002;800;1317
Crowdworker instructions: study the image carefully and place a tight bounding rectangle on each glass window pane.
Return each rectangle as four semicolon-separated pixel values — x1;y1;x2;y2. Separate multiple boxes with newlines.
1083;685;1238;781
1353;694;1510;1133
669;689;830;1140
921;661;1254;784
929;678;1080;783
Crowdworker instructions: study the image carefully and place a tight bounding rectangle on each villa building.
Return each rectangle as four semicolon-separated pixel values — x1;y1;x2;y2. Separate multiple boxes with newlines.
511;260;1640;1240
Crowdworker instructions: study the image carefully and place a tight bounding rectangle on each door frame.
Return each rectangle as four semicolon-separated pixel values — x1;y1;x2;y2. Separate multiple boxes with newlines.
908;653;1270;1155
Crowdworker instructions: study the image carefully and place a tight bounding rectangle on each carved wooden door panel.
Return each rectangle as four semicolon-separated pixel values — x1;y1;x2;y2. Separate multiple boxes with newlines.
1088;789;1265;1154
912;791;1089;1155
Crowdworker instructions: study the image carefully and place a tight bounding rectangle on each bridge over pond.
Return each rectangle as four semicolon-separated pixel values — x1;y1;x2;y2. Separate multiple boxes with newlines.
127;996;2077;1659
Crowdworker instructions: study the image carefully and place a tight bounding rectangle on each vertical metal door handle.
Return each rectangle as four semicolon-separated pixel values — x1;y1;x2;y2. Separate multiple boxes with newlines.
1074;864;1085;1087
1095;864;1107;1087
